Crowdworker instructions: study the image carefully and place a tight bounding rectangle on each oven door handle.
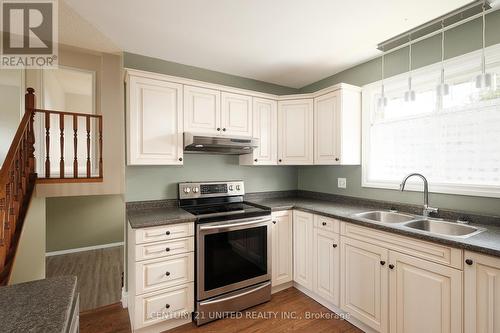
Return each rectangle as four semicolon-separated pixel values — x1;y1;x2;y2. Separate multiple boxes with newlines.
199;281;271;306
198;216;270;231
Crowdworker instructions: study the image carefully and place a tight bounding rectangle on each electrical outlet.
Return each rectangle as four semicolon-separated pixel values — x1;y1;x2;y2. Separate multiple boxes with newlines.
338;178;347;189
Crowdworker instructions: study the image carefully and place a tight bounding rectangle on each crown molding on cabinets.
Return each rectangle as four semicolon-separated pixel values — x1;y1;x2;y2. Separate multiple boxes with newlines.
124;68;361;100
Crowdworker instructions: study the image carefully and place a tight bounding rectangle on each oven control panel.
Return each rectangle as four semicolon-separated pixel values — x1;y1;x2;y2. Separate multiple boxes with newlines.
179;181;244;199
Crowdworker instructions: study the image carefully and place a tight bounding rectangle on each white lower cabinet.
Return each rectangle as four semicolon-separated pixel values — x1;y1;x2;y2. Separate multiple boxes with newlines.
389;251;462;333
340;236;389;333
271;210;293;287
293;210;314;289
464;251;500;333
313;228;340;305
128;223;195;332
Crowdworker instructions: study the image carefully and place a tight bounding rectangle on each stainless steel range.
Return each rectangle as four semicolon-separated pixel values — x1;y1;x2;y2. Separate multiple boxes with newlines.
178;181;272;325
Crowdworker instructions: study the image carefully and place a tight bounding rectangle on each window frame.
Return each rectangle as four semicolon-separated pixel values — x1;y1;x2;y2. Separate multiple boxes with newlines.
362;44;500;198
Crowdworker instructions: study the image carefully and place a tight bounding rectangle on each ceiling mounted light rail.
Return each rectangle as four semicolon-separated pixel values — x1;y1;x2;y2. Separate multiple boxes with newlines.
377;0;494;52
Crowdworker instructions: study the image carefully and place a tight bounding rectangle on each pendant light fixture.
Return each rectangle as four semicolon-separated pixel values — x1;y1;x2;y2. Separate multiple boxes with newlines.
475;1;496;91
437;20;449;97
404;35;416;102
377;47;388;110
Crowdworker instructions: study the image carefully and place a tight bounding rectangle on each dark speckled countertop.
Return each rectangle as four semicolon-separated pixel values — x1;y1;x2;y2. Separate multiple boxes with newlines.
128;206;196;229
249;196;500;258
0;276;77;333
126;192;500;257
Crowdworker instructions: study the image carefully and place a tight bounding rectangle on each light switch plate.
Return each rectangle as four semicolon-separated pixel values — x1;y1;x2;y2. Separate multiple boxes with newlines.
338;178;347;189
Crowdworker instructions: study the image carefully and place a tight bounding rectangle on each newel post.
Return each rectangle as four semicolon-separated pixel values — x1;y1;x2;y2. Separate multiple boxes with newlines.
25;88;36;173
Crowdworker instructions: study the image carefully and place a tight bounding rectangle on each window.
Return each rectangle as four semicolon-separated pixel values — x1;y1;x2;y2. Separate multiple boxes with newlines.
362;44;500;197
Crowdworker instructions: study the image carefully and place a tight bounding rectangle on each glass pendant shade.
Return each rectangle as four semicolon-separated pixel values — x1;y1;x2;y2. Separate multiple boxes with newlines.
476;72;497;90
475;3;496;92
437;69;450;97
405;77;416;102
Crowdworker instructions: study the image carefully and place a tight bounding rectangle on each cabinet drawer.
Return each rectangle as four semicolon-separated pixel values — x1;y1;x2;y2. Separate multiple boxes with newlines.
314;214;340;233
135;237;194;262
134;282;194;329
135;253;194;294
135;223;194;244
341;222;463;269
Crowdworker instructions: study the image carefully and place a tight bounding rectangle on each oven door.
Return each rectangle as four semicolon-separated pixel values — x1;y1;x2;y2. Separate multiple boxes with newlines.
197;215;271;300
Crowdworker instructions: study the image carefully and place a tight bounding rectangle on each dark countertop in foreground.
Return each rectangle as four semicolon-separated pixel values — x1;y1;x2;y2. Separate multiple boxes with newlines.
249;197;500;258
128;206;196;229
0;276;77;333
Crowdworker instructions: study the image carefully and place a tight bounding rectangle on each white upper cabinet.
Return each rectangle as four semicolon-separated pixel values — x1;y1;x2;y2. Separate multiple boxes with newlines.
278;99;314;165
183;85;221;135
314;87;361;165
464;251;500;333
239;98;277;165
127;75;183;165
221;92;252;136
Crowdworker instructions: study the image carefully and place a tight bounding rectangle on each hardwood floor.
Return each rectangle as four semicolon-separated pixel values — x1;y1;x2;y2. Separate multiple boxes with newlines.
46;246;123;311
80;287;363;333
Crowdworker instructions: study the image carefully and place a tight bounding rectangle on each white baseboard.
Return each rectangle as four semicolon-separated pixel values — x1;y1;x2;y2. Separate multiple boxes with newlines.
45;242;124;257
121;288;128;308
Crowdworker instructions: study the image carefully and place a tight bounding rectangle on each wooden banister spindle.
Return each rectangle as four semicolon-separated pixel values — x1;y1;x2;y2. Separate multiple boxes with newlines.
73;116;78;178
45;112;50;178
59;114;65;178
86;116;91;178
98;117;103;178
25;88;36;172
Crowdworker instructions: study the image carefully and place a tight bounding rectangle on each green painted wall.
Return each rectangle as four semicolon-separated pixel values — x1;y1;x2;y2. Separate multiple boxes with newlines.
297;10;500;216
124;52;298;95
126;154;297;202
46;195;125;252
298;166;500;216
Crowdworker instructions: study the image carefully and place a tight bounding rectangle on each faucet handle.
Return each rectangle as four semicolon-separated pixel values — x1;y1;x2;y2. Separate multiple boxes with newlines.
423;206;438;217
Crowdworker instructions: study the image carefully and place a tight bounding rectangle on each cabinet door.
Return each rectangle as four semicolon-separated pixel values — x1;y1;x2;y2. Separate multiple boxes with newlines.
240;98;277;165
221;92;252;136
340;236;389;333
183;85;220;135
314;91;341;164
278;99;313;165
293;210;314;290
313;228;340;306
464;251;500;333
271;210;292;287
127;76;183;165
389;251;462;333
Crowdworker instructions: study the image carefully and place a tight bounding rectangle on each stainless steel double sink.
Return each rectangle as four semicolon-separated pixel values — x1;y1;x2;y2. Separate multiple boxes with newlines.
353;211;485;238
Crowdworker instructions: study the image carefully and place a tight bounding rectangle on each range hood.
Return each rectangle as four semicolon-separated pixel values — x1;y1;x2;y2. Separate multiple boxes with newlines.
184;133;259;155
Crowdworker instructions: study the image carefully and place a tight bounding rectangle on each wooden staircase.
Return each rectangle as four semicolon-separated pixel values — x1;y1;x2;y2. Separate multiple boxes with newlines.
0;88;103;285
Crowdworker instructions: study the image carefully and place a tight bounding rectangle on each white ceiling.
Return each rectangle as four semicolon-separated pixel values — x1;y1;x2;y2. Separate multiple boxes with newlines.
63;0;471;88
